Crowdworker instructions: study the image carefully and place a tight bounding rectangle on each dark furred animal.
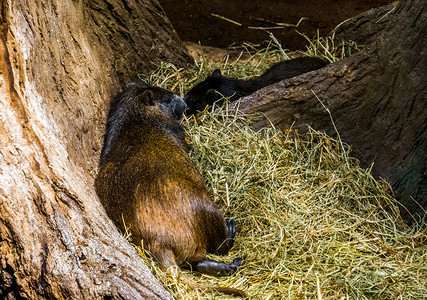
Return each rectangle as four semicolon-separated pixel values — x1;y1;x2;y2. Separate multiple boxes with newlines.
95;83;243;280
184;56;327;115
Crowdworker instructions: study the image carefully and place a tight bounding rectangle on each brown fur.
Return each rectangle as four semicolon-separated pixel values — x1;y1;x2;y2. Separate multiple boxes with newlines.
95;83;245;296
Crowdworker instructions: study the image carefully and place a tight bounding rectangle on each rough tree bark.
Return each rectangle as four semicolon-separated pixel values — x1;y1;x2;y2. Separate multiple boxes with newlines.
238;0;426;221
1;0;191;299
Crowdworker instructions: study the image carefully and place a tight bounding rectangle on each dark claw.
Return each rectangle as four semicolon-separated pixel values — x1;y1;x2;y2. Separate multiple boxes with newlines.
225;218;236;239
231;257;243;268
229;257;243;273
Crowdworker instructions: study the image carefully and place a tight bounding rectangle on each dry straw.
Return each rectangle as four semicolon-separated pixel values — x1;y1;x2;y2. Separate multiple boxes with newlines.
135;36;426;299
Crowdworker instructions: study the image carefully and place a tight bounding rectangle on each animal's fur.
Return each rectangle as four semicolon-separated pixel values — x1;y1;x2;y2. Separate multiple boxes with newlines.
95;83;242;278
184;56;327;115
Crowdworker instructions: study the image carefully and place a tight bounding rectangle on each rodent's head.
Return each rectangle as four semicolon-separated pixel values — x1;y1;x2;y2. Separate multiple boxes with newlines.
111;83;187;121
183;69;224;115
100;83;186;163
140;86;187;120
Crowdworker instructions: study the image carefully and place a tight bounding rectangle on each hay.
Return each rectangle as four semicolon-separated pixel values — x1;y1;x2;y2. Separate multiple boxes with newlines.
135;39;427;299
140;36;289;96
297;29;363;63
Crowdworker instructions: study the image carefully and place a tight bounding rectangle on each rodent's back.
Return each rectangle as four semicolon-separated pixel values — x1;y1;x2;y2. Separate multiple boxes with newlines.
184;56;327;115
96;124;214;262
256;56;327;85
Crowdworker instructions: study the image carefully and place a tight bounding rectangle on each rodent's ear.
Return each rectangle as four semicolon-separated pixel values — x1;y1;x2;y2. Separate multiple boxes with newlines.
142;90;155;105
212;69;222;78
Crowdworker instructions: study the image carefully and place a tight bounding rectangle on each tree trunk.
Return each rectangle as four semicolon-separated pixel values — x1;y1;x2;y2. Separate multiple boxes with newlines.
238;0;426;221
0;0;191;298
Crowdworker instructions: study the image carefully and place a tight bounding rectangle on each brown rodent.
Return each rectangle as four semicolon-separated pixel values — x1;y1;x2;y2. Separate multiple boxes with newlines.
184;56;327;115
95;82;246;296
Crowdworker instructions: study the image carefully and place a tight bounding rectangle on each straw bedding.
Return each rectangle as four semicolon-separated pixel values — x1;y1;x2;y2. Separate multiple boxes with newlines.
132;38;426;299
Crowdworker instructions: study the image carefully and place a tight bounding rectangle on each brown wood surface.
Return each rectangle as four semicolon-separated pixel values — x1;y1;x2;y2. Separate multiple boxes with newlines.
0;0;191;298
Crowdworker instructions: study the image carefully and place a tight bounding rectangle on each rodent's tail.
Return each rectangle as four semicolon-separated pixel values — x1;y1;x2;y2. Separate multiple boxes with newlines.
207;286;248;298
186;281;248;298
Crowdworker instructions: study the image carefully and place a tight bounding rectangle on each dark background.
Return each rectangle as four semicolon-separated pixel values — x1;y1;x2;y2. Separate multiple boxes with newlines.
158;0;392;50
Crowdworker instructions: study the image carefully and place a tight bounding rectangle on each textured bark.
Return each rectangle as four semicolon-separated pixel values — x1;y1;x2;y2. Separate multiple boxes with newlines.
331;3;397;46
0;0;191;298
238;0;426;220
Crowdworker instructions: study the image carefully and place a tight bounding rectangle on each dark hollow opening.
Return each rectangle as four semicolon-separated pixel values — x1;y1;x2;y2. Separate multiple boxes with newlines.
158;0;392;51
